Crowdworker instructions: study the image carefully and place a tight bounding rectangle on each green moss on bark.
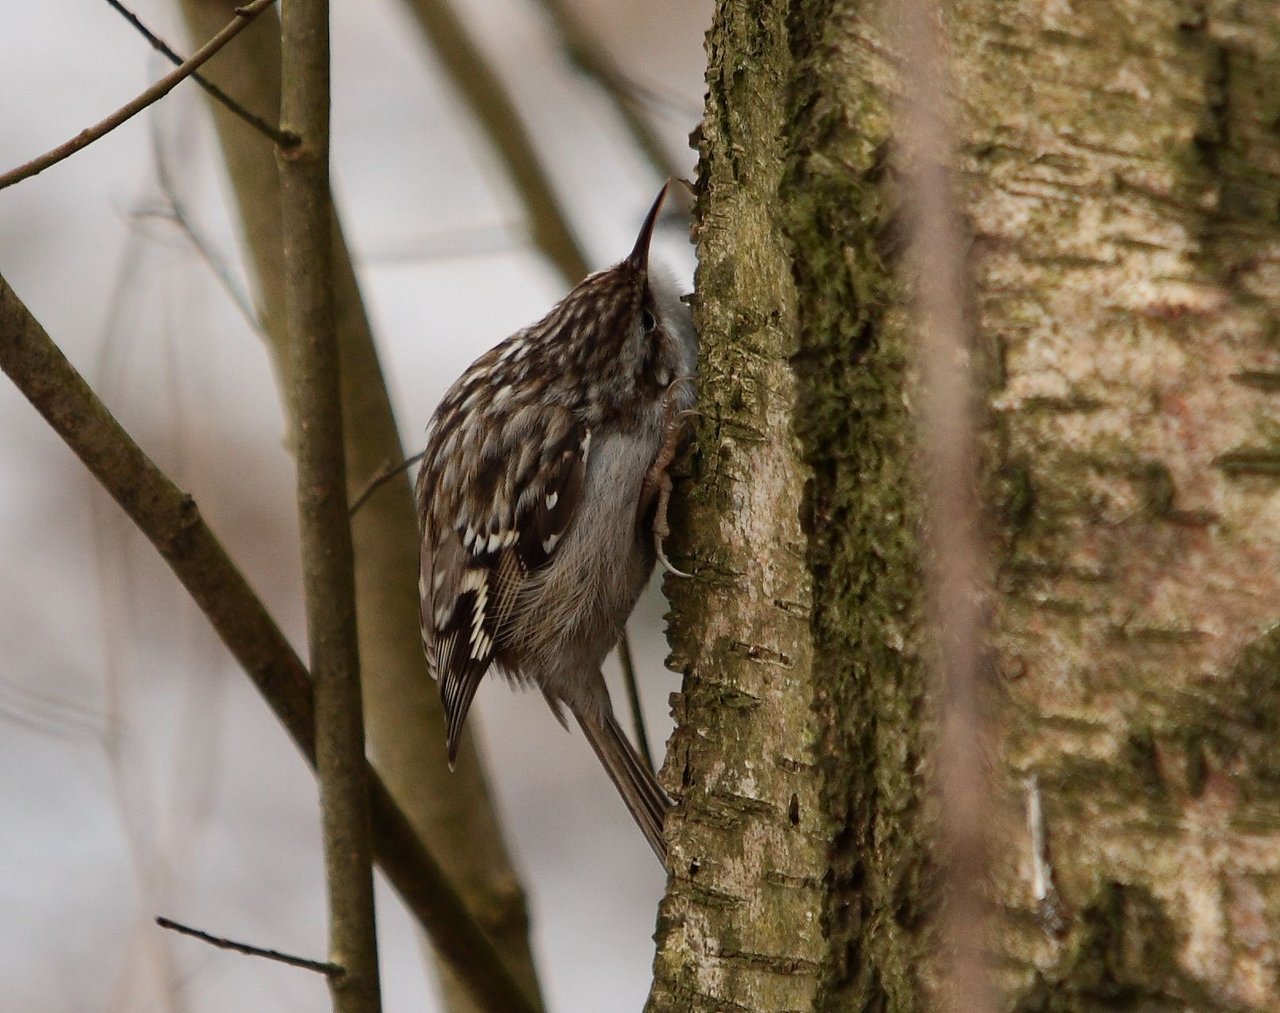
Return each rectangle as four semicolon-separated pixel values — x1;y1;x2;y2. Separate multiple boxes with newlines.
782;4;936;1007
783;71;932;1013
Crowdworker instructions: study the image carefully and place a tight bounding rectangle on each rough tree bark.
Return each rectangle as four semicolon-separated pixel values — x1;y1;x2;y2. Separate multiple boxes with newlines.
967;2;1280;1008
652;3;925;1009
653;1;1280;1010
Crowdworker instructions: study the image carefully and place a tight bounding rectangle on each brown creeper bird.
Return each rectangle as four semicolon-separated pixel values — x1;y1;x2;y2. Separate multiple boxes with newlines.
415;184;696;863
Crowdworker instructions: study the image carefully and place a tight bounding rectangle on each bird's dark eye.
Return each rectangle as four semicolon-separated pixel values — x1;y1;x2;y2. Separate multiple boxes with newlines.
641;308;657;333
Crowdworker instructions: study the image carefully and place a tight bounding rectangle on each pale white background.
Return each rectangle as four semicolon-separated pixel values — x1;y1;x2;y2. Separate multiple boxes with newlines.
0;1;709;1009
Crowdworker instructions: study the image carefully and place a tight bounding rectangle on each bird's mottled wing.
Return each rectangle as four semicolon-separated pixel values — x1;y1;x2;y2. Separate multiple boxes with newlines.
417;389;589;764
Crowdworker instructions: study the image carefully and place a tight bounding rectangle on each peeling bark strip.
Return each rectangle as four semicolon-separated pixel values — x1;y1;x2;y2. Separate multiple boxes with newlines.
656;0;1280;1009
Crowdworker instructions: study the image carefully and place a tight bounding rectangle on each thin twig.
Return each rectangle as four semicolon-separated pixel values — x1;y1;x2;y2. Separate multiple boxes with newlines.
349;451;425;517
0;273;540;1013
85;227;189;1013
0;668;105;740
279;0;382;1008
138;121;262;335
0;0;281;192
156;916;343;976
0;690;101;741
102;0;291;145
131;201;260;331
616;632;656;775
895;0;994;1008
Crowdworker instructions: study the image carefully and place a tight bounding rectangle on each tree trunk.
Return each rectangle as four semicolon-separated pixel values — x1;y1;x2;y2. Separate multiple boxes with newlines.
651;3;928;1010
653;1;1280;1009
966;2;1280;1007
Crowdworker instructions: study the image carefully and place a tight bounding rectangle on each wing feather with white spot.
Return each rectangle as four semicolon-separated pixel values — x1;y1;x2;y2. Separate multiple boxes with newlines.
417;399;589;765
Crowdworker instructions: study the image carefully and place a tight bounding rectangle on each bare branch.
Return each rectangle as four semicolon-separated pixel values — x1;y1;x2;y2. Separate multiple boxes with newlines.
156;916;343;976
0;0;282;192
278;1;382;1009
349;452;425;518
894;0;994;1008
0;272;541;1013
103;0;291;145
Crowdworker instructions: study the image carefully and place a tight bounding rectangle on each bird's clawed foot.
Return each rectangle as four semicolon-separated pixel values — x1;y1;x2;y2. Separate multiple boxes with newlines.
640;379;697;577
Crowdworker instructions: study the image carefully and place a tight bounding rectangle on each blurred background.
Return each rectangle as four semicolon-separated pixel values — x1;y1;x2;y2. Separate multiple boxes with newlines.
0;0;709;1009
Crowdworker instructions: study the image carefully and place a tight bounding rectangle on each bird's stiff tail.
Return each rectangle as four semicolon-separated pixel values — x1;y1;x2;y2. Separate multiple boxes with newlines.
575;711;672;864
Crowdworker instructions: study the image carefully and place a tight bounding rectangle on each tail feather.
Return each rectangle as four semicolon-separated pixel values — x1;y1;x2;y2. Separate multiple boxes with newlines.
442;667;485;770
576;711;672;864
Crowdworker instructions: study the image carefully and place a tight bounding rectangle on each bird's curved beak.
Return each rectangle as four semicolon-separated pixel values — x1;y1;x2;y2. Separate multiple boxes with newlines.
626;180;670;272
